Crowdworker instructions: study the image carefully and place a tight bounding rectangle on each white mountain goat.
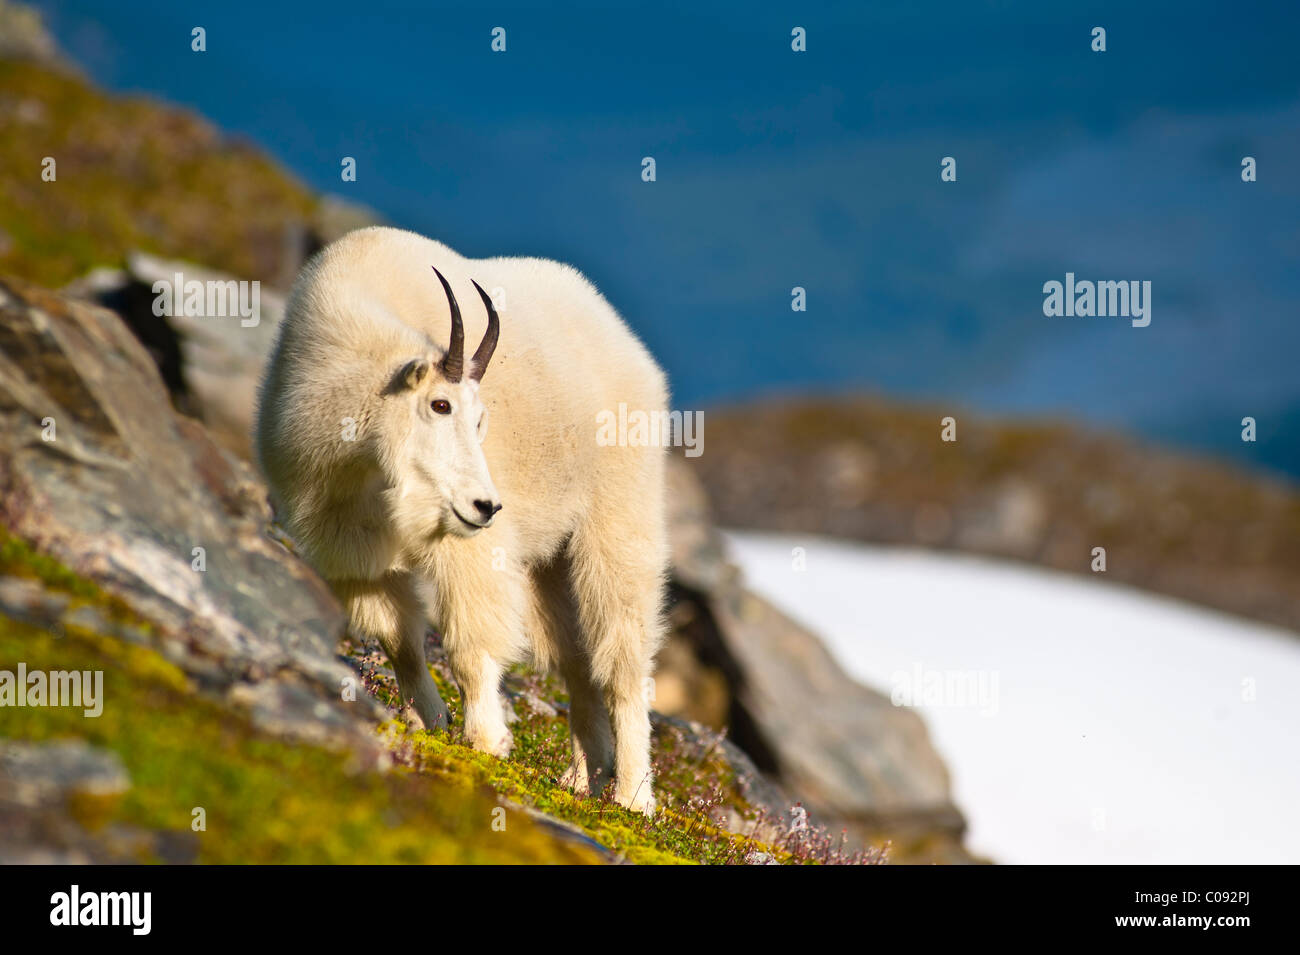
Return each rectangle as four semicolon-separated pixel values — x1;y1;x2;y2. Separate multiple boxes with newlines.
255;226;668;812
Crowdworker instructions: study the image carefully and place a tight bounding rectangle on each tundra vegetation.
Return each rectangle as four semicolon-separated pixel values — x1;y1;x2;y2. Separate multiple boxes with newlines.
0;58;319;288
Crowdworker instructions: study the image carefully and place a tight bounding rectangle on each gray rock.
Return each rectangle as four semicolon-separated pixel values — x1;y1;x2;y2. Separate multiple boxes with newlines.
0;1;69;69
0;277;385;759
0;740;129;808
0;574;70;627
664;456;974;861
63;253;289;458
128;251;286;458
0;742;198;864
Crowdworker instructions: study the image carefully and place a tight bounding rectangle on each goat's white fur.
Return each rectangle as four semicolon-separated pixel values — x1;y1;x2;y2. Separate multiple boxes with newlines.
255;226;668;812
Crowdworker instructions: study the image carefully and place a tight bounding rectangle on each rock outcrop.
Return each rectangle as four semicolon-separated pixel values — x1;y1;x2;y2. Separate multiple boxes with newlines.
65;253;288;458
0;276;382;753
665;457;971;861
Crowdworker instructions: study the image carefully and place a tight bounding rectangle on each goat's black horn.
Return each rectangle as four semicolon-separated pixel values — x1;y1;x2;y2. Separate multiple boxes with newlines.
432;266;464;382
468;280;500;382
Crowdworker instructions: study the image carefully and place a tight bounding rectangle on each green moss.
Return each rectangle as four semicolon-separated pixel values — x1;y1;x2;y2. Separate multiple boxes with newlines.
388;725;773;865
0;59;318;286
361;652;794;865
0;529;102;600
0;617;599;864
0;527;157;639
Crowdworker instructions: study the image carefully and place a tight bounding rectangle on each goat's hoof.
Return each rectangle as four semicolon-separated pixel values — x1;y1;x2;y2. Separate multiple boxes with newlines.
469;728;513;759
559;762;590;795
404;702;450;734
616;786;656;816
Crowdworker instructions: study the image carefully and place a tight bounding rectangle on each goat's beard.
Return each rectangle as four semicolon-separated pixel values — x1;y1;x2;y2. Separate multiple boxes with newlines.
382;476;455;544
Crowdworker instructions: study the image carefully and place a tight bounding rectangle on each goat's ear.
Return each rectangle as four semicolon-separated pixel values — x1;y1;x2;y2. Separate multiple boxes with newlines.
387;357;429;393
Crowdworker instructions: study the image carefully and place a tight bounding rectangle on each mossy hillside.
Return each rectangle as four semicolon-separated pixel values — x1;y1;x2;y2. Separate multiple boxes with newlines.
0;59;317;287
354;641;869;865
0;616;601;864
1;528;599;862
0;528;161;643
1;528;110;602
0;529;766;863
2;525;878;864
1;606;783;865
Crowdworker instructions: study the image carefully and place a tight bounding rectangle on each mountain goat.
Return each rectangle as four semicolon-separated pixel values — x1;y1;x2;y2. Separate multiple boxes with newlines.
255;226;668;812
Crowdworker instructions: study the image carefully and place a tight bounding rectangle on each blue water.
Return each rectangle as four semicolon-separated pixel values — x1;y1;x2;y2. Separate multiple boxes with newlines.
34;0;1300;476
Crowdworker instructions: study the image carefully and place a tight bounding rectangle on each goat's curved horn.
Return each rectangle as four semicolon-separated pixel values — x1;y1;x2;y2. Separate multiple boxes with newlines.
432;266;464;382
468;280;499;382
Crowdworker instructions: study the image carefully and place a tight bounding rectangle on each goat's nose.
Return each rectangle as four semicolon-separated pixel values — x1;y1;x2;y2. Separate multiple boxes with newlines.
473;499;502;520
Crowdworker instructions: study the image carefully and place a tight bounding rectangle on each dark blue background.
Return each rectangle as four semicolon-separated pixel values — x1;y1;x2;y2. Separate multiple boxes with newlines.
35;0;1300;475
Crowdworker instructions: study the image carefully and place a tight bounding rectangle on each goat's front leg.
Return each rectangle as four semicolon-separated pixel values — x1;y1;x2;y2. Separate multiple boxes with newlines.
335;572;450;731
424;535;528;758
452;649;512;757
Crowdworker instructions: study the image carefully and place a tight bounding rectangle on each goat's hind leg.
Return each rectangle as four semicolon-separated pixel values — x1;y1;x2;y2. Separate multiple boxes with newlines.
568;527;665;815
556;643;615;797
528;556;614;796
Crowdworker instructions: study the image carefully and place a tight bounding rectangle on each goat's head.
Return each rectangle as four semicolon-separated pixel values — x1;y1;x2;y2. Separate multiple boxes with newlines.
380;266;501;539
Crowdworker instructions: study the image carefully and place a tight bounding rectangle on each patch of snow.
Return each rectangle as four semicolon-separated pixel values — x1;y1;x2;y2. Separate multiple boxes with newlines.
724;530;1300;864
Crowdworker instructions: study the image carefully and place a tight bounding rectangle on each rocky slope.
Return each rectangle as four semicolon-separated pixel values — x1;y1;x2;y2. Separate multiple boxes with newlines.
0;279;586;863
0;276;898;863
50;256;973;862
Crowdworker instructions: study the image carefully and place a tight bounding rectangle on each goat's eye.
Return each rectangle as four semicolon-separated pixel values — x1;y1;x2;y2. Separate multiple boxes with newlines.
431;399;452;415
